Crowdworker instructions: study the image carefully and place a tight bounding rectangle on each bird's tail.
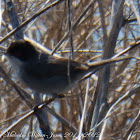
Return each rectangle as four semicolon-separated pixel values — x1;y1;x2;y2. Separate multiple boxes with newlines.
87;56;134;73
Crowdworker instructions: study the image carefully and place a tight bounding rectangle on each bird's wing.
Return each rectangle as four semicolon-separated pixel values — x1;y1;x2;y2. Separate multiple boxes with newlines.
27;54;89;78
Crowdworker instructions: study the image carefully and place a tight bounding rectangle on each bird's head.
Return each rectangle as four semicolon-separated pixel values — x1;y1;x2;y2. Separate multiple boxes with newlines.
6;40;38;62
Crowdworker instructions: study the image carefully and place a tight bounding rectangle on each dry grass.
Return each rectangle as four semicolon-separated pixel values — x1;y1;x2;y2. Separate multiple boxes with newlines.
0;0;140;140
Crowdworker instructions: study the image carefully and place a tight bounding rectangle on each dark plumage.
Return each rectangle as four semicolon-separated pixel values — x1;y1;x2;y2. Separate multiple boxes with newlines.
5;40;132;95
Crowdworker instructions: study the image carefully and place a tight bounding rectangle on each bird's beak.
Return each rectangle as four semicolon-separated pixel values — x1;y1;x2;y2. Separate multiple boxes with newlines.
0;46;6;54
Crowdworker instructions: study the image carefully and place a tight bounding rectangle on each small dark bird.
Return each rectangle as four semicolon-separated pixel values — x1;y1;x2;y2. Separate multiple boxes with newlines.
5;40;131;95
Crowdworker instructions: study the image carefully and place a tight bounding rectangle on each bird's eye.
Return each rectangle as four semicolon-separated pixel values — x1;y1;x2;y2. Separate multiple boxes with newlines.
13;50;22;58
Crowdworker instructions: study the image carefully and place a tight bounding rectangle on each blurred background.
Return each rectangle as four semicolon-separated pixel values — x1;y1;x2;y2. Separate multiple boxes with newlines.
0;0;140;140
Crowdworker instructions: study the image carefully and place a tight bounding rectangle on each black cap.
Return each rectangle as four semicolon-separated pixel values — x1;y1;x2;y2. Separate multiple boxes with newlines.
6;40;38;61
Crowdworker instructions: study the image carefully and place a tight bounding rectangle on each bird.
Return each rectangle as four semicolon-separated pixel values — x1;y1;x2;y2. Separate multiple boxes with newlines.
5;40;132;96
